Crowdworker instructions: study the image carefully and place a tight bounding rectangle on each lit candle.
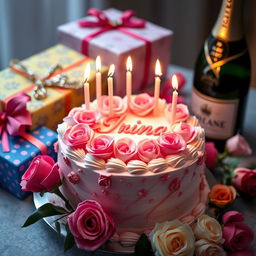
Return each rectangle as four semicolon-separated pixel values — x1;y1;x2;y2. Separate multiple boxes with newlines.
108;64;115;116
170;74;178;125
96;56;102;110
126;56;132;105
153;59;162;115
83;63;90;110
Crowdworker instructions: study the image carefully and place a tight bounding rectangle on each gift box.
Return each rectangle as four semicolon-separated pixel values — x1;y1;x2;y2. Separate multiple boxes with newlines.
57;8;173;96
0;126;57;199
0;44;108;131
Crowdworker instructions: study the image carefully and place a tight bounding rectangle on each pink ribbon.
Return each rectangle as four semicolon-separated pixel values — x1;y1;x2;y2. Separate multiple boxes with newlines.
0;93;47;154
79;9;151;90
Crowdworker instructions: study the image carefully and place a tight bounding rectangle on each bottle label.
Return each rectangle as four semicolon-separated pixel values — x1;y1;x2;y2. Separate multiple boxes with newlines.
191;88;238;139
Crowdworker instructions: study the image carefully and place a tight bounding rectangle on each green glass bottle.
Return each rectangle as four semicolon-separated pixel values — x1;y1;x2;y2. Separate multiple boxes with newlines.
191;0;251;151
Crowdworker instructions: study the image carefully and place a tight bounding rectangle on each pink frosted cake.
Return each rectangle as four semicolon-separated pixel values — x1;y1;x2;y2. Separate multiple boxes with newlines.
56;93;209;251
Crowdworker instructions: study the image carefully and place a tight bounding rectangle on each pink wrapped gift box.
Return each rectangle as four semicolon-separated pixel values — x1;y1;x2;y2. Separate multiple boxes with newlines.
57;8;173;96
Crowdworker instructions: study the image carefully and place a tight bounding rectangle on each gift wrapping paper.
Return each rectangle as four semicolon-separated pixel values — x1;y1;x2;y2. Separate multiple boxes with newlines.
0;126;57;199
0;44;108;131
57;8;173;96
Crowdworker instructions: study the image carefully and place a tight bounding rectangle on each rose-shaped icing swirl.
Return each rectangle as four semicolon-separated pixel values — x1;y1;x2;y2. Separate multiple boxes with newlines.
68;107;100;127
150;220;195;256
166;154;186;168
195;239;226;256
193;214;224;244
63;123;94;149
127;160;148;175
105;158;127;173
129;93;154;116
68;200;116;251
86;135;114;160
172;122;197;143
114;138;137;163
138;139;160;163
165;103;189;123
101;96;127;116
84;154;105;170
148;158;168;173
157;132;186;156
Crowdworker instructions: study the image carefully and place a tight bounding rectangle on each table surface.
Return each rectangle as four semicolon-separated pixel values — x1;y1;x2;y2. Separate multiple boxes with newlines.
0;65;255;256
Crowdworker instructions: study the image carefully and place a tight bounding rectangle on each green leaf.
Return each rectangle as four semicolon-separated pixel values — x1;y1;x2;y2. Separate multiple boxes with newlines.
135;234;154;256
22;203;68;227
64;224;75;252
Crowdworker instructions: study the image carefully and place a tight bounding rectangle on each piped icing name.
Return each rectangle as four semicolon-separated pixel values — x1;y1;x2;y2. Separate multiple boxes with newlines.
117;120;168;136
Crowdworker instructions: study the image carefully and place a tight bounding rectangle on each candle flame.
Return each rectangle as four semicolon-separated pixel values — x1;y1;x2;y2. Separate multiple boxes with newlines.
84;63;90;82
172;74;178;90
108;64;115;77
155;59;162;76
96;56;101;72
126;56;132;72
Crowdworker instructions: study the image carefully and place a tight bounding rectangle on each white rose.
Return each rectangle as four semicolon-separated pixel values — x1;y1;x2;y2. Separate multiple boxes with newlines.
149;220;195;256
195;239;226;256
193;215;223;244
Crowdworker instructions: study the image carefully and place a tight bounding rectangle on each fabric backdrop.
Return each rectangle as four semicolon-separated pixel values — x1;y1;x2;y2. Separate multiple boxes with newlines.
0;0;255;87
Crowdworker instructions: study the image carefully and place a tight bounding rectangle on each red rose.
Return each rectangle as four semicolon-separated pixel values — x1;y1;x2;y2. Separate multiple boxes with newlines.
205;142;218;169
20;155;61;192
232;168;256;197
157;132;186;156
86;135;114;160
68;200;116;251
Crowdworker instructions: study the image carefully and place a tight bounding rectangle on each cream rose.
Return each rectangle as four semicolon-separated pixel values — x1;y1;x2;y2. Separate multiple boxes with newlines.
193;215;223;244
150;220;195;256
195;239;226;256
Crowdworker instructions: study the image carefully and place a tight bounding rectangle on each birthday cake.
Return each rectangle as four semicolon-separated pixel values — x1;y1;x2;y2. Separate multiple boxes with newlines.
56;92;209;251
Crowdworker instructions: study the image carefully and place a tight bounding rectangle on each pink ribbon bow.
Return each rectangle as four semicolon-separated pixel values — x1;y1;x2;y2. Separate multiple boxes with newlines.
0;93;32;152
78;8;145;28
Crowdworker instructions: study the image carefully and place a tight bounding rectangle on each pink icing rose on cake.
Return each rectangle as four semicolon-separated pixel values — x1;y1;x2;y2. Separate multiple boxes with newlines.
20;156;61;192
129;93;154;116
101;96;127;116
114;138;137;163
63;123;94;149
86;135;114;160
165;103;189;123
138;139;161;163
157;132;186;156
68;107;100;127
150;220;195;256
68;200;116;251
173;122;197;143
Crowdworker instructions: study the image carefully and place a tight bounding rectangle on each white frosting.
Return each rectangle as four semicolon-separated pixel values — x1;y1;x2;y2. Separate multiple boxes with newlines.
127;160;148;175
166;154;187;168
148;158;168;173
119;232;140;247
84;154;105;170
65;148;86;162
106;158;127;173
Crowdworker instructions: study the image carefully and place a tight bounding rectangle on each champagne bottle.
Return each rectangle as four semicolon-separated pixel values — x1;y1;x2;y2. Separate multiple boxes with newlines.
191;0;251;151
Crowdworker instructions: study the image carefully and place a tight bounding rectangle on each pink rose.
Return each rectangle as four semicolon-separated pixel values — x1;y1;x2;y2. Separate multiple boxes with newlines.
157;132;186;156
205;142;218;169
173;123;197;143
86;135;114;160
232;168;256;197
222;211;244;225
68;200;116;251
223;221;254;251
226;134;252;157
165;103;190;123
129;93;154;116
138;139;161;163
69;107;100;127
101;96;127;116
227;249;254;256
114;138;137;163
63;123;94;149
20;156;61;192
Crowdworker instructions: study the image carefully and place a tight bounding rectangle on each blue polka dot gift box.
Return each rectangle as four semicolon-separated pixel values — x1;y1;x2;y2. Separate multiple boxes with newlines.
0;126;57;199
